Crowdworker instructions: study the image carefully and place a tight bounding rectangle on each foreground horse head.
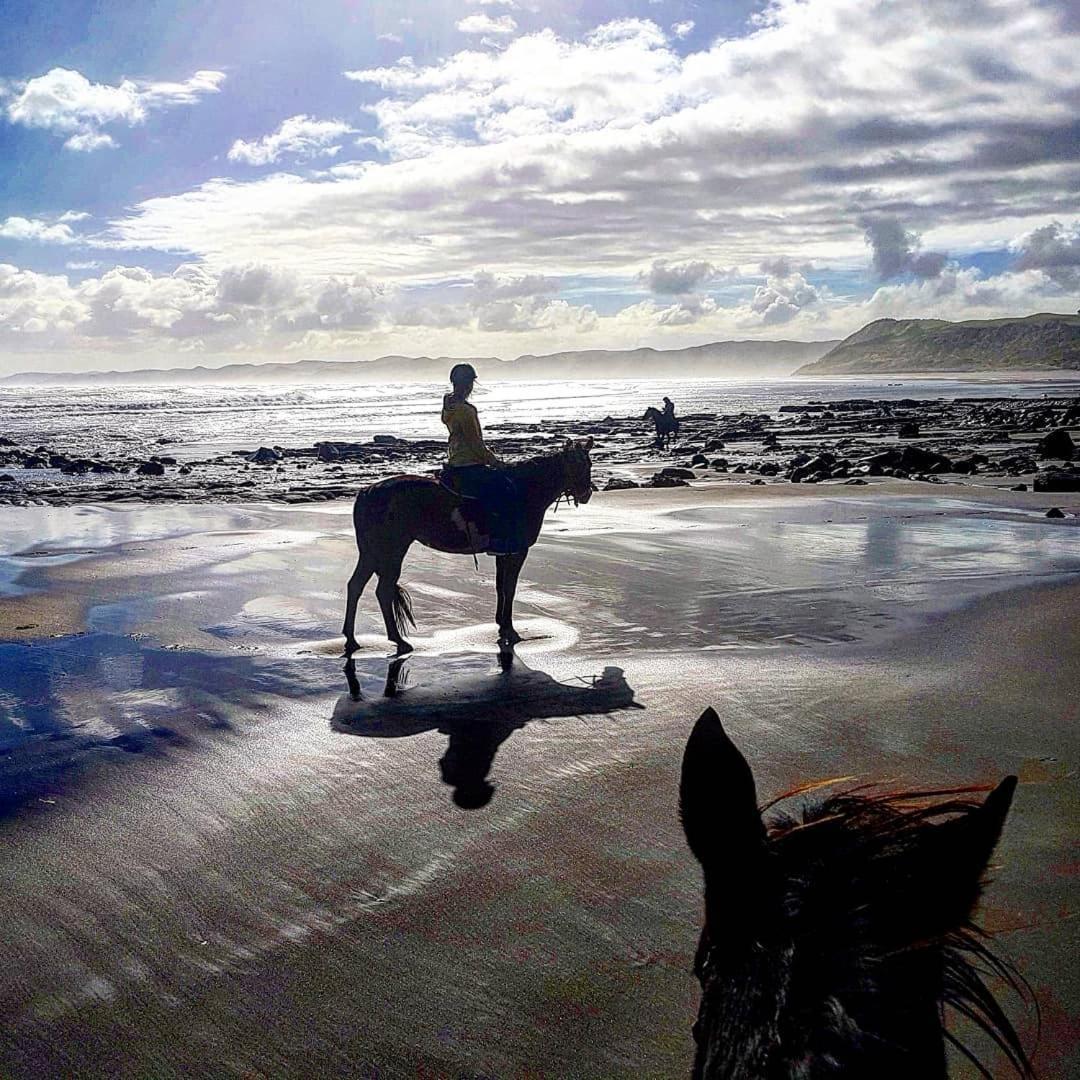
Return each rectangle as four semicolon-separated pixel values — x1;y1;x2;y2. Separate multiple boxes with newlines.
680;708;1031;1079
561;436;594;505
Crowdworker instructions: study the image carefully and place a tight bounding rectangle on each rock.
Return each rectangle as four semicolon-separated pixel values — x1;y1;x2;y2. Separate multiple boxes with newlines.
0;473;14;482
865;446;952;474
844;477;868;485
0;437;16;446
247;447;281;464
1046;507;1066;518
1010;483;1028;491
733;464;747;474
316;443;341;462
647;473;689;488
604;477;639;491
750;478;766;485
155;455;178;466
1033;470;1080;492
22;456;47;469
791;453;836;483
658;467;696;480
898;421;920;438
372;435;401;445
951;457;980;474
136;460;165;476
711;458;729;469
1036;428;1075;460
691;453;708;466
179;465;192;475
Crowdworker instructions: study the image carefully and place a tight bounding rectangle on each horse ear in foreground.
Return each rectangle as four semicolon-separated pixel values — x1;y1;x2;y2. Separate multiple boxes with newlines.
680;707;1033;1079
342;438;595;656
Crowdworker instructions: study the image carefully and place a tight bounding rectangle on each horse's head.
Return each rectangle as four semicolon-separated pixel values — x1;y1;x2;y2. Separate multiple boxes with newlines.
561;437;594;505
680;707;1030;1079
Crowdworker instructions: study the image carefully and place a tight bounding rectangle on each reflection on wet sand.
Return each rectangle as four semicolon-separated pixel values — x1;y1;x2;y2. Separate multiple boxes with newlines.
333;652;642;808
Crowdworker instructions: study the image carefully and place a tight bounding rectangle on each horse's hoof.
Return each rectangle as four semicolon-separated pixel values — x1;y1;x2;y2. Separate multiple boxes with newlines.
498;630;523;647
343;638;359;657
394;640;415;656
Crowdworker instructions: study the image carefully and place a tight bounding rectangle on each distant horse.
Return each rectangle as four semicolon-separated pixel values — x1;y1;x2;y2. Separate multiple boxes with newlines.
643;405;680;448
680;708;1032;1079
342;439;594;655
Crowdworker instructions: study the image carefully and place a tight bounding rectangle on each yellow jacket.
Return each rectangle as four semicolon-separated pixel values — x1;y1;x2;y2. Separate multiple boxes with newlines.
441;396;501;467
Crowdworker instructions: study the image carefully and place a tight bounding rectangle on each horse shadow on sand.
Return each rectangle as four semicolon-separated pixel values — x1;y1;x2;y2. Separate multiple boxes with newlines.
331;651;641;809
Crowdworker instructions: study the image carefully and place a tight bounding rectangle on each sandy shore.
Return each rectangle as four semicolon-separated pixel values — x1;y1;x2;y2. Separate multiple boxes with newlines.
0;481;1077;1077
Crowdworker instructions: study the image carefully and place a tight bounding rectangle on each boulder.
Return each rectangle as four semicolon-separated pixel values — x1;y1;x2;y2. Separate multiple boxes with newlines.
373;435;402;445
1036;428;1075;460
247;447;281;464
690;453;708;466
603;477;639;491
844;477;868;485
791;453;836;483
1046;507;1066;518
0;473;14;482
1033;470;1080;492
897;421;920;438
658;467;696;480
711;458;729;469
136;460;165;476
316;443;341;462
647;473;689;488
1010;483;1028;491
865;446;952;474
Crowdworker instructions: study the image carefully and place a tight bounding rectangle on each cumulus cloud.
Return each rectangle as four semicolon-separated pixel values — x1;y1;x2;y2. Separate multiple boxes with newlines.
672;21;695;39
1011;220;1080;289
643;258;732;294
228;115;355;165
750;272;822;325
4;67;225;150
0;216;81;244
859;215;948;280
456;13;517;35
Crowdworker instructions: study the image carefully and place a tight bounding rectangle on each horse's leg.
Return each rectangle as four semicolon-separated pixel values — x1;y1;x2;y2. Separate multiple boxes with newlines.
375;551;413;655
497;551;527;645
495;555;508;637
342;554;374;655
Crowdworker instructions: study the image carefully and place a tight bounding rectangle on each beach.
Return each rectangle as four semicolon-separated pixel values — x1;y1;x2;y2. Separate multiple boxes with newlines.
1;476;1077;1077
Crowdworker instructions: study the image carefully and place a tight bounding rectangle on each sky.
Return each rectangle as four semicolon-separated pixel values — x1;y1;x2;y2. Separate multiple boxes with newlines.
1;0;1078;373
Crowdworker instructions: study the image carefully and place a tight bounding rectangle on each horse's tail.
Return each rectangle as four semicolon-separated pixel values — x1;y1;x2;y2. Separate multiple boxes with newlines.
393;583;416;632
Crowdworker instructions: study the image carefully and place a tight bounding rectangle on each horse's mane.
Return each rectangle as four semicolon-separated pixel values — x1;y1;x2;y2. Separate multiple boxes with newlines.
763;786;1036;1078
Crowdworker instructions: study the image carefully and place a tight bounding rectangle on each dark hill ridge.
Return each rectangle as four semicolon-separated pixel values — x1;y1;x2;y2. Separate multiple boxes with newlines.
797;312;1080;374
0;339;837;386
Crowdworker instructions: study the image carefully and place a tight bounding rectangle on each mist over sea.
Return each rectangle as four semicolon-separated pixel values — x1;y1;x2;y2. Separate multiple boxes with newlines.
2;376;1073;461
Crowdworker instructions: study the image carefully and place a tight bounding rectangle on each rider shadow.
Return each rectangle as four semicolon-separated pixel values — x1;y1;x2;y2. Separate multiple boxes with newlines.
331;651;642;809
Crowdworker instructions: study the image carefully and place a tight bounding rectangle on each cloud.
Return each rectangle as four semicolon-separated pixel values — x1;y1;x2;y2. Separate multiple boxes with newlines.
0;216;81;245
1011;220;1080;289
228;115;355;165
643;258;732;294
672;20;695;39
4;67;225;150
750;271;822;325
859;215;948;280
456;14;517;35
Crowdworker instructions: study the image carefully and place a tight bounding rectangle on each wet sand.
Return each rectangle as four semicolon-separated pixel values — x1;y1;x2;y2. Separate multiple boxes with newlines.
0;482;1077;1077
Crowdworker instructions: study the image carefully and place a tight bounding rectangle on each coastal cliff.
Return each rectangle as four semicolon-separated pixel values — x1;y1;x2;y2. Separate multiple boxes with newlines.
796;312;1080;374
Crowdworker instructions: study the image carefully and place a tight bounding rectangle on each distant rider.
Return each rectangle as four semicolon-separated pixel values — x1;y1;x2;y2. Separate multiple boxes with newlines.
440;363;525;555
662;396;676;422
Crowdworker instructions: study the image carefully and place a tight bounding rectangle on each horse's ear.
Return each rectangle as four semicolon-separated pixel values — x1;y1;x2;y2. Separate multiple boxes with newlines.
680;708;765;873
583;436;594;451
564;438;573;453
903;775;1018;937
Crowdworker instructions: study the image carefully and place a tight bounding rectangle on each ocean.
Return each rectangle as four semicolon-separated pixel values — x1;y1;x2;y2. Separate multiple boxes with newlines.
1;376;1075;460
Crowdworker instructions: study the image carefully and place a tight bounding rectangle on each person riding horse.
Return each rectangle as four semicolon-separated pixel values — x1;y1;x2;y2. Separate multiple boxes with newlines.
440;363;526;555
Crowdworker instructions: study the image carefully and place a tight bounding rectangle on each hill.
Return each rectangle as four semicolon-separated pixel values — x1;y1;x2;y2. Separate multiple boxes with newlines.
0;339;837;386
796;313;1080;374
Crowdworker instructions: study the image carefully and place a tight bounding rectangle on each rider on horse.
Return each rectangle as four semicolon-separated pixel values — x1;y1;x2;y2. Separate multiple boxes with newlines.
440;363;526;555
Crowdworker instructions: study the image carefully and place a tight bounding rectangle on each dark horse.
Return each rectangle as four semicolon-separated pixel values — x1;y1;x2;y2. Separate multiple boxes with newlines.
342;438;594;655
681;708;1033;1079
643;405;680;448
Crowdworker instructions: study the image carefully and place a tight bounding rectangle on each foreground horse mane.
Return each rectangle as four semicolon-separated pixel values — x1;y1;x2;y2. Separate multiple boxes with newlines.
765;785;1035;1078
681;709;1035;1079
